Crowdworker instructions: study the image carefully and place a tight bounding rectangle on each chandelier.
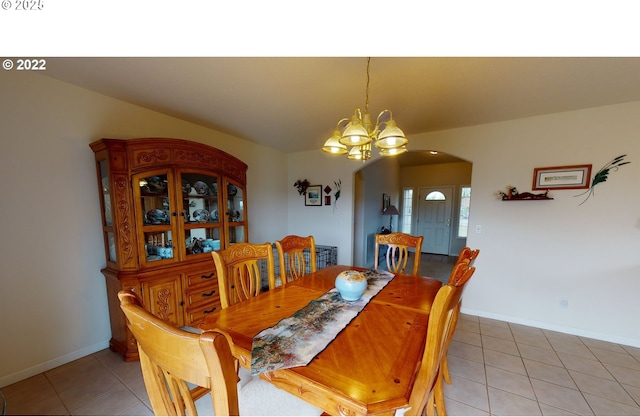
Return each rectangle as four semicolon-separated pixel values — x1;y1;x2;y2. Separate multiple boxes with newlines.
322;58;408;161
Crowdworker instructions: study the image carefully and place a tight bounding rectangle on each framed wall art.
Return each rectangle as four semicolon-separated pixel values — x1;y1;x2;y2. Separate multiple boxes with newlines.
382;193;390;212
305;185;322;206
532;164;592;190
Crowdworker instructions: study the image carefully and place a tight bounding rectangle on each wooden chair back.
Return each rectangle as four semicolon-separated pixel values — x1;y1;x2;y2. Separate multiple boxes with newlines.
406;283;462;415
455;246;480;266
118;290;239;416
212;242;276;309
447;257;477;286
374;232;424;276
275;235;317;286
437;258;477;414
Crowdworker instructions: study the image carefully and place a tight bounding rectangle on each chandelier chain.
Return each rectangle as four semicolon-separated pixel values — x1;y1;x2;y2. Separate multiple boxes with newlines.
365;57;370;115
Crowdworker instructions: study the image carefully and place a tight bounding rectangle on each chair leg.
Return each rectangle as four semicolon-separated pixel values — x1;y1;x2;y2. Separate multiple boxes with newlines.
434;369;447;416
442;355;452;384
425;391;437;416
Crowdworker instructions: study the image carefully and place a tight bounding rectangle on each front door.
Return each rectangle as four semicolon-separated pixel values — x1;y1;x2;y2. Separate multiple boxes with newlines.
418;186;453;255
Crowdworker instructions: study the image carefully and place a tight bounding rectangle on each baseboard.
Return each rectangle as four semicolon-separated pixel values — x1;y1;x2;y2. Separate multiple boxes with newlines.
0;340;110;388
461;307;640;349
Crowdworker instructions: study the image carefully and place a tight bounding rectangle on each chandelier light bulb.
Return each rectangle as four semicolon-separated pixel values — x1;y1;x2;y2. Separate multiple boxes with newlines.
379;146;408;156
375;119;408;149
339;110;371;147
322;130;348;154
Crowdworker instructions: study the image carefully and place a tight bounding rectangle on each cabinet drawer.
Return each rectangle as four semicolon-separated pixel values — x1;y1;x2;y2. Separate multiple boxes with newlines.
185;285;220;308
185;269;217;289
186;302;221;327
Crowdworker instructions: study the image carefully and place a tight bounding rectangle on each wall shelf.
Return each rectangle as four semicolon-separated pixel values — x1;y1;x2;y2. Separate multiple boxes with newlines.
501;197;554;201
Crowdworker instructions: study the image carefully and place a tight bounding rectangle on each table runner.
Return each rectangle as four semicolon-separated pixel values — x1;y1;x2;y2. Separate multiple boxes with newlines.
250;269;394;375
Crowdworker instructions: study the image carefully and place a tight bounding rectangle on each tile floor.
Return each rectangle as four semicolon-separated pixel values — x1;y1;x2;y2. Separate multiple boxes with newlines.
443;313;640;415
1;348;153;416
3;314;640;415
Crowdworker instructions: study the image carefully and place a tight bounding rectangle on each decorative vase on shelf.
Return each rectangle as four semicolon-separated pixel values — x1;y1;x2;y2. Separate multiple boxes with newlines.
335;270;368;301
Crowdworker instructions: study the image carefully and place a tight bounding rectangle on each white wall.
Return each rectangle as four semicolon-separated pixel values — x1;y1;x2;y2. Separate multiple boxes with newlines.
0;71;288;387
288;102;640;347
356;157;400;267
437;106;640;346
286;151;358;265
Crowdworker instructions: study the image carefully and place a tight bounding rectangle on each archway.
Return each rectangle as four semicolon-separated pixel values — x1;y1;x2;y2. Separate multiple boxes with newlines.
352;150;472;268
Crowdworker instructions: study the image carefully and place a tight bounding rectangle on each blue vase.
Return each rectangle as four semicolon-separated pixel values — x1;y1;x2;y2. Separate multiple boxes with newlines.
335;270;368;301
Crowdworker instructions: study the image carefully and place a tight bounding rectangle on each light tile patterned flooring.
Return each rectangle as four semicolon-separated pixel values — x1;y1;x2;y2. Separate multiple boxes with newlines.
444;313;640;415
4;316;640;415
3;255;640;415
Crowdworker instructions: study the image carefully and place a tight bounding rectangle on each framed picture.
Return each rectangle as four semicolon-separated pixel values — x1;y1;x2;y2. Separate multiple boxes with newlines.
305;185;322;206
532;164;592;190
382;193;390;212
324;195;331;205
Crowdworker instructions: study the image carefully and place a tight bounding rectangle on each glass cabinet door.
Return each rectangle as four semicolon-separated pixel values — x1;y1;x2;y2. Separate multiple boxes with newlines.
135;171;177;265
225;180;247;245
98;159;117;263
179;171;221;258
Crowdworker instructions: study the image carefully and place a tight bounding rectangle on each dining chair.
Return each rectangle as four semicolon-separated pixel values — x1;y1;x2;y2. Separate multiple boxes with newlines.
212;242;276;309
454;246;480;268
437;258;477;415
118;290;323;416
403;283;462;416
118;290;239;415
275;235;316;286
374;232;424;276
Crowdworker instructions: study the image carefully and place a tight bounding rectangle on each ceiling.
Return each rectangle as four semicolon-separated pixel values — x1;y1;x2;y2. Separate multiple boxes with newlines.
42;57;640;166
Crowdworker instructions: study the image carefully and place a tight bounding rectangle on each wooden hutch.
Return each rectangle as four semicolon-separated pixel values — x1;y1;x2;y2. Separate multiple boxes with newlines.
90;138;248;360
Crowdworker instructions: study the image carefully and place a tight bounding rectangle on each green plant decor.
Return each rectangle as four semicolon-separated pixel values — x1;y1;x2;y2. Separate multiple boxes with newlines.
575;155;630;205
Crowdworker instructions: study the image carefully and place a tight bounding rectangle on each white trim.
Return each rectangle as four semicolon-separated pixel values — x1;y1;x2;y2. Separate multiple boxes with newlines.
461;307;640;349
0;340;110;388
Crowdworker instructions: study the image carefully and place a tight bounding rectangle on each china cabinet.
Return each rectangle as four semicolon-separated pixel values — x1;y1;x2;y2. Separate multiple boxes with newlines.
90;138;248;360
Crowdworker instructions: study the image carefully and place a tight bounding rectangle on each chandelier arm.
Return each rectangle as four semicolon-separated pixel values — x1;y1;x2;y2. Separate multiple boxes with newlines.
376;109;393;126
336;117;350;129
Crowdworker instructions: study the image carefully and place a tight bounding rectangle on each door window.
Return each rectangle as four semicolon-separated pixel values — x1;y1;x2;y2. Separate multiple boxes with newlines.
458;186;471;238
401;188;413;233
425;191;446;200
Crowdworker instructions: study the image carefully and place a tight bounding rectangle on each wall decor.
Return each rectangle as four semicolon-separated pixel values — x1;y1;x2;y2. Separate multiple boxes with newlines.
305;185;322;206
532;165;592;190
294;179;310;196
497;185;552;201
382;193;390;212
325;195;331;205
575;154;630;205
333;179;342;209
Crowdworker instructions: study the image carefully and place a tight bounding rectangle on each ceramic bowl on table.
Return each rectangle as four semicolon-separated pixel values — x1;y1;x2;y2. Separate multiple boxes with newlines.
335;270;368;301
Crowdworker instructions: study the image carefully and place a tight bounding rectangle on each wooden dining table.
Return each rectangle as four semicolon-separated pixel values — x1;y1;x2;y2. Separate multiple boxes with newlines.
199;265;443;416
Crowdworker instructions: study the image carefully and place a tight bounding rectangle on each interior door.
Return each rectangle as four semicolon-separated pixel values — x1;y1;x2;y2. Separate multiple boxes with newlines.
418;186;453;255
